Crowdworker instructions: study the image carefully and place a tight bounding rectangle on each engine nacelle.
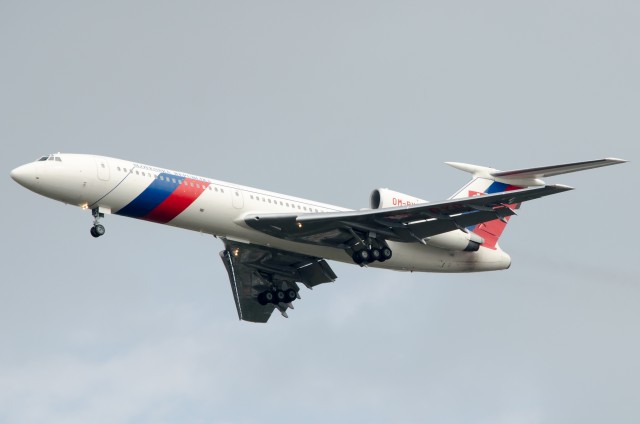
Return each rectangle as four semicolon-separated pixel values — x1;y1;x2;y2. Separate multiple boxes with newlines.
370;188;484;251
424;231;484;252
370;188;428;209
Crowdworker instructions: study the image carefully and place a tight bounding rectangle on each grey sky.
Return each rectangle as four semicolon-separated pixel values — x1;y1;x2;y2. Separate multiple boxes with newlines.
1;1;638;423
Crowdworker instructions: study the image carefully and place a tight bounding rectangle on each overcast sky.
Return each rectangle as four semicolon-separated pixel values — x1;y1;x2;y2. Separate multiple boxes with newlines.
1;1;638;423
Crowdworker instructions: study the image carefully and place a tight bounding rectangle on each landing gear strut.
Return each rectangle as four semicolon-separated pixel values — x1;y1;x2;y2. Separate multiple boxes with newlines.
90;208;106;238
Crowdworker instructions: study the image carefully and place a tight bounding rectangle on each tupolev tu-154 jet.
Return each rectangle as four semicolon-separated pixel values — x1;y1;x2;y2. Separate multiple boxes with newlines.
11;154;626;322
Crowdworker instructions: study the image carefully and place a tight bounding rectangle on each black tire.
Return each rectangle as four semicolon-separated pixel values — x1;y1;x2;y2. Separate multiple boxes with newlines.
285;289;297;303
275;290;286;303
370;248;381;262
257;292;269;305
357;249;370;263
94;224;106;237
263;291;274;304
381;247;392;261
90;227;99;238
352;252;364;264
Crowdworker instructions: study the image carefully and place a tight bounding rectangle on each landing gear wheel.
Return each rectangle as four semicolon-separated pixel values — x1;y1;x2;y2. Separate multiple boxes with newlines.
90;225;105;238
380;247;392;261
94;224;105;237
258;291;275;305
275;290;287;303
285;289;297;303
353;249;370;264
370;248;381;262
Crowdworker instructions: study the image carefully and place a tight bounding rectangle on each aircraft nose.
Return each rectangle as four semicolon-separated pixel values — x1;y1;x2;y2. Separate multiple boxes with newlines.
10;163;40;190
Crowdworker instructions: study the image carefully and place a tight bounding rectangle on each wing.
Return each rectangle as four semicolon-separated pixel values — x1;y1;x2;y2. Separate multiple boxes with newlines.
219;239;337;323
244;184;573;248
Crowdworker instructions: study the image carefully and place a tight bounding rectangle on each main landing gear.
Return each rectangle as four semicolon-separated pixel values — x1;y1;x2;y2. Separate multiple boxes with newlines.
352;246;392;264
90;208;106;238
256;282;299;318
257;288;298;306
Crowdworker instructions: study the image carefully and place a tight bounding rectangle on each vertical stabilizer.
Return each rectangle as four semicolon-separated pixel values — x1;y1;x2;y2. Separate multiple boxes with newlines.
448;175;522;249
445;158;628;249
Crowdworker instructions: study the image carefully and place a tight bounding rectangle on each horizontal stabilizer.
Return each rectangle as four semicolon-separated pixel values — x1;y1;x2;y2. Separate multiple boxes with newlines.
491;158;628;179
447;158;627;187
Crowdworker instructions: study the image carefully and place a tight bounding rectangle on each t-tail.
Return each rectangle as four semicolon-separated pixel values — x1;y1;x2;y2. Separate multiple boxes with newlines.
446;158;628;250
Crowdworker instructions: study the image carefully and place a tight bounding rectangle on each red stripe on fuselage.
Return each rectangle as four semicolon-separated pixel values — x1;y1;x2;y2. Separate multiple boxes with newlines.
144;178;209;224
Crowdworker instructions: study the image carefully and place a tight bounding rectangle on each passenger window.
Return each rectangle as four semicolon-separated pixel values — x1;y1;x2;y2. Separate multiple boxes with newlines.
135;171;139;175
117;167;121;171
159;176;164;180
123;168;127;172
197;184;201;189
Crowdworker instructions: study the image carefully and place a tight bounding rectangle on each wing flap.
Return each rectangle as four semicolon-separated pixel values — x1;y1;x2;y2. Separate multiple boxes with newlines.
404;208;517;240
220;249;275;323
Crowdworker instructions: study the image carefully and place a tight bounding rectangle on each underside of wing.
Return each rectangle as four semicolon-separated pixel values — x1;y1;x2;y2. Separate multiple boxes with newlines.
219;240;337;322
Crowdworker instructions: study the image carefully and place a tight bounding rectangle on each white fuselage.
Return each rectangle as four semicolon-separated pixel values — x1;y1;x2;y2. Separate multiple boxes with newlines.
11;154;511;273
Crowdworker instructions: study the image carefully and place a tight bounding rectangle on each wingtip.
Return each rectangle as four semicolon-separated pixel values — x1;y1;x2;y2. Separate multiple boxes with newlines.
550;183;575;191
603;157;629;164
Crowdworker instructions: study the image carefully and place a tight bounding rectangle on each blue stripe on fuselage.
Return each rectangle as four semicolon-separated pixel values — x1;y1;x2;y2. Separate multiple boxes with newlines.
116;173;180;218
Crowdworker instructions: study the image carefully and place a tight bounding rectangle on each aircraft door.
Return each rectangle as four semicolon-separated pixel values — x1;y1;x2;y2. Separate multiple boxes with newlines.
232;189;244;209
96;158;110;181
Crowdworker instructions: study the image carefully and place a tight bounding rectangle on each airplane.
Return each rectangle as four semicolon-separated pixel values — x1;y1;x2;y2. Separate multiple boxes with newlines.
10;154;627;322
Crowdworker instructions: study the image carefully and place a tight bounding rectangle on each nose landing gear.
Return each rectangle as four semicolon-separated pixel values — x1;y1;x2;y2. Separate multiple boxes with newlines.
90;207;107;238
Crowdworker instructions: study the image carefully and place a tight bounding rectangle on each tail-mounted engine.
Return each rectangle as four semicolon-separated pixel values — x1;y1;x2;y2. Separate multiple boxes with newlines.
370;188;428;209
369;188;484;252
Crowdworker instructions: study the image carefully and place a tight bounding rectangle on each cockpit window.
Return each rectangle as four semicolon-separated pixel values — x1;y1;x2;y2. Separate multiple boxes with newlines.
37;154;62;162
